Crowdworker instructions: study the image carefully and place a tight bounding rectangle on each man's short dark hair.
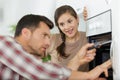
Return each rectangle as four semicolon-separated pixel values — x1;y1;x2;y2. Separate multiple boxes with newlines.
14;14;54;37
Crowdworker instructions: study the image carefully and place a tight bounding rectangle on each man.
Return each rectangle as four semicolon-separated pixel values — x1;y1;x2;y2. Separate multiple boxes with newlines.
0;14;111;80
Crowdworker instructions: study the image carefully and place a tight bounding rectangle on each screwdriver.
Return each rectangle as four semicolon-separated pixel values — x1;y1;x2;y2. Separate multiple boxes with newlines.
88;40;112;50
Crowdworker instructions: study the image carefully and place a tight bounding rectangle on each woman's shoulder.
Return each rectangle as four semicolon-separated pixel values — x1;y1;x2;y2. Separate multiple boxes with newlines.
79;31;86;36
47;33;62;53
50;49;61;64
51;33;61;39
79;31;87;39
79;31;88;43
50;33;62;43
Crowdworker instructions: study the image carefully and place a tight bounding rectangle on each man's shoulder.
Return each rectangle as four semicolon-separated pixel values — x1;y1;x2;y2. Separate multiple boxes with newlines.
0;35;6;39
0;35;13;41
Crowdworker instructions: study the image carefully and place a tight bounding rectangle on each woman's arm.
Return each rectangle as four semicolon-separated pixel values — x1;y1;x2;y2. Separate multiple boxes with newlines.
69;59;112;80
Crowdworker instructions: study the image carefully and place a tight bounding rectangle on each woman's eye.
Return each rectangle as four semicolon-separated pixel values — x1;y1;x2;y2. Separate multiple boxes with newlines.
59;23;64;26
68;20;72;23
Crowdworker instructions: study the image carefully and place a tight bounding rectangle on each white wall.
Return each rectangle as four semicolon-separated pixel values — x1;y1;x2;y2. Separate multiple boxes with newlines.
0;0;19;36
85;0;110;18
109;0;120;79
109;0;120;37
16;0;55;22
0;0;56;36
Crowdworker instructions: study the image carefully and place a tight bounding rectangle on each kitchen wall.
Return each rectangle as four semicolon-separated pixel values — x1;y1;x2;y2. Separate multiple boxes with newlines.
0;0;56;36
109;0;120;79
0;0;120;37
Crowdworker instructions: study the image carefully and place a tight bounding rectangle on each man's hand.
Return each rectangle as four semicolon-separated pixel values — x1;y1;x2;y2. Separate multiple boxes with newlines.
77;43;96;64
67;43;96;70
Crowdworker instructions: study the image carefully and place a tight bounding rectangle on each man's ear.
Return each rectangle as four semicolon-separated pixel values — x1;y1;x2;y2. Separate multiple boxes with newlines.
21;28;31;40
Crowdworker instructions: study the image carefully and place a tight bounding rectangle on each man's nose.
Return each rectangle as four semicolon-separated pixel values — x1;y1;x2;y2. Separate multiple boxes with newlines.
45;38;50;48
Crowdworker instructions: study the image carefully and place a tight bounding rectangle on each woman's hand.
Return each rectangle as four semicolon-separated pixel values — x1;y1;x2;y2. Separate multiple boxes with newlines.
88;59;112;80
83;7;88;21
99;59;112;77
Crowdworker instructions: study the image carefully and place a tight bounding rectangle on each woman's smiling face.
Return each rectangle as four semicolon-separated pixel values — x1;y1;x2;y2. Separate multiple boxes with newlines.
57;12;79;38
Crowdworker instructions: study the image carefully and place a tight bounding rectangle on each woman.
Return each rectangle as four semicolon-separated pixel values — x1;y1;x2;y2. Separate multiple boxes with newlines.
47;5;90;72
46;5;111;79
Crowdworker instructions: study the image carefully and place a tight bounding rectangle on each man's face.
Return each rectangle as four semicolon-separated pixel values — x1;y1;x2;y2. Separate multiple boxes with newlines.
27;22;51;57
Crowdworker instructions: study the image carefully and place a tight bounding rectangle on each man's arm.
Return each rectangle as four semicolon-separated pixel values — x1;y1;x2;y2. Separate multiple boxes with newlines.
67;43;111;79
67;43;96;70
0;36;71;80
